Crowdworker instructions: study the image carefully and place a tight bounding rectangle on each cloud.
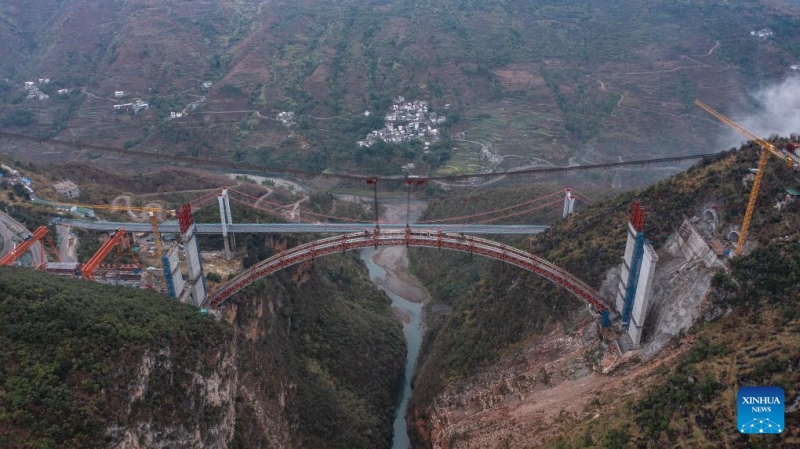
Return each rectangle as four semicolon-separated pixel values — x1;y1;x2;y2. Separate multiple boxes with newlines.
738;76;800;141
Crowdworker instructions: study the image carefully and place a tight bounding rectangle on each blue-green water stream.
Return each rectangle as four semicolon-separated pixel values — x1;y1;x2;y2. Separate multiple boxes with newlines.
360;248;423;449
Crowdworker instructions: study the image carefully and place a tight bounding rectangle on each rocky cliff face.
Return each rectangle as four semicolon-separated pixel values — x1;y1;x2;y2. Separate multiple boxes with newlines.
406;151;787;447
409;317;611;448
408;246;720;448
221;252;405;448
222;286;297;448
105;346;239;449
0;247;402;448
97;290;296;449
0;267;239;448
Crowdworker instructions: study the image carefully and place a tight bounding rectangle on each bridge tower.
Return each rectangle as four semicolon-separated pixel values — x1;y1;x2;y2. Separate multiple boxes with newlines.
615;201;658;347
218;188;234;260
562;189;576;218
612;156;623;189
162;246;185;298
178;203;207;306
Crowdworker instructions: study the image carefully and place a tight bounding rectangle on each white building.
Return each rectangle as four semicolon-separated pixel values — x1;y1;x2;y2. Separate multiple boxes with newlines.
53;180;80;199
132;100;149;113
114;91;124;98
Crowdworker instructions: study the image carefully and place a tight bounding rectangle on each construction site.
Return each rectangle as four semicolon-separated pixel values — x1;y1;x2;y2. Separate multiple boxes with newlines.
0;100;797;352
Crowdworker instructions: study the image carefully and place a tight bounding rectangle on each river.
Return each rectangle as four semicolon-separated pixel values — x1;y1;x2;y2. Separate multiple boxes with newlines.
359;201;428;449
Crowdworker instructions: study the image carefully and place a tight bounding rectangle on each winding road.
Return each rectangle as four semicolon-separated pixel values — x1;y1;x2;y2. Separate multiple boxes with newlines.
0;211;44;267
110;195;165;222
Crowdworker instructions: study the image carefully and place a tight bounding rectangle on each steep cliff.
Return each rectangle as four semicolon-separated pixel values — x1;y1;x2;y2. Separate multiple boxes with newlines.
0;250;405;448
222;252;406;449
0;268;237;448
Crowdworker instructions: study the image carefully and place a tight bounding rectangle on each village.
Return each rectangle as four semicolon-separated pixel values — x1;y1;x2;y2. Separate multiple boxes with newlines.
357;96;445;149
12;76;218;120
750;28;774;38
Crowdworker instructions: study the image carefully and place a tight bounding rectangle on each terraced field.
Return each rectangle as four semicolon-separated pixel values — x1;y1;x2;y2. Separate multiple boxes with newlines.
2;0;800;175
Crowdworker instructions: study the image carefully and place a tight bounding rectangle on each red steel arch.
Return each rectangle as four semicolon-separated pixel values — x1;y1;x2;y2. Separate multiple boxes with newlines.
203;229;610;312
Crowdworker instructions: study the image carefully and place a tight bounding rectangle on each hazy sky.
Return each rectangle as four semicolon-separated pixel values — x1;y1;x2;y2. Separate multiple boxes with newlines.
738;76;800;142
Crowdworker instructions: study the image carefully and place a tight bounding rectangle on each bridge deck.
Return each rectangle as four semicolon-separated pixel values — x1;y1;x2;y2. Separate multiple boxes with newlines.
61;220;549;235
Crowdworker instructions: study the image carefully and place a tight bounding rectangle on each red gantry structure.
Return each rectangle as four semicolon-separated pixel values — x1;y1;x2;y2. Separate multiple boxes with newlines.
0;225;58;268
80;228;128;280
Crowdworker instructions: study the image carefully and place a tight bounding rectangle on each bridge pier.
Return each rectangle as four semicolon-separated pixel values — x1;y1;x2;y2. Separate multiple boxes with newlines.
178;203;207;307
218;188;234;260
615;202;658;347
162;246;185;298
563;189;576;218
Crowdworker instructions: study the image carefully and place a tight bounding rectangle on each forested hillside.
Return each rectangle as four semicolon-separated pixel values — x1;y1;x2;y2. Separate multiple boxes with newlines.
0;268;233;448
0;250;404;448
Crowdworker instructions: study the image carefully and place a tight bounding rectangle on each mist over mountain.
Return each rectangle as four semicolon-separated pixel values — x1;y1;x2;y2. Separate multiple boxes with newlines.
739;76;800;141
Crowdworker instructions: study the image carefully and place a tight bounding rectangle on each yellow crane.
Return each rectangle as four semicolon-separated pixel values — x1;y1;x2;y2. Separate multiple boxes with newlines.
46;201;166;213
694;100;794;256
148;212;164;260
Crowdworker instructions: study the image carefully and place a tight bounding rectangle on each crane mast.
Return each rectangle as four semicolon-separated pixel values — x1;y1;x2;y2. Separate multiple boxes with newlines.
149;212;164;260
694;100;794;256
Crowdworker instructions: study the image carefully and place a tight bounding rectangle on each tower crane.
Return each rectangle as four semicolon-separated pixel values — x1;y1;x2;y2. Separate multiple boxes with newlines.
694;100;794;256
49;200;176;288
149;212;164;260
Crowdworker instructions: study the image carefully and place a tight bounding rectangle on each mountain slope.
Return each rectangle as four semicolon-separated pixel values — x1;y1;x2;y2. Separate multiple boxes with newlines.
0;267;235;448
0;245;404;448
224;251;406;449
3;1;800;176
552;238;800;447
407;143;800;447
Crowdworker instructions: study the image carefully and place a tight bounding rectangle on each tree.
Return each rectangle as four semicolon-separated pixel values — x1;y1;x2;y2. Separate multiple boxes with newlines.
2;109;34;127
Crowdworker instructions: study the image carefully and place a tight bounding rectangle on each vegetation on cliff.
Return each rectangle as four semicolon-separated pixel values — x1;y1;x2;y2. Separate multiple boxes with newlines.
0;240;406;449
0;156;404;448
225;252;405;448
0;268;232;448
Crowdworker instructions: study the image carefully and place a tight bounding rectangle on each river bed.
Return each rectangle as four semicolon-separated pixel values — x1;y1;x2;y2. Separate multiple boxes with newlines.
361;249;423;449
359;201;427;449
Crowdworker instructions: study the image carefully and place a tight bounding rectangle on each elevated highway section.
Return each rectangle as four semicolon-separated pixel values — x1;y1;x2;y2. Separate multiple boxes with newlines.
61;220;549;235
